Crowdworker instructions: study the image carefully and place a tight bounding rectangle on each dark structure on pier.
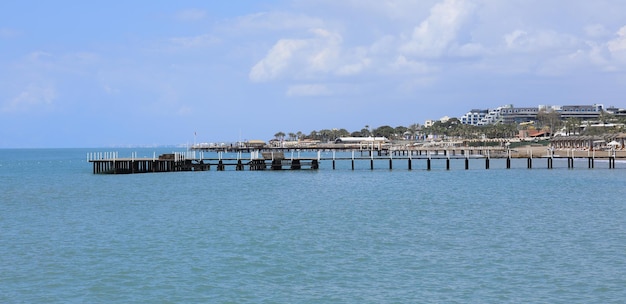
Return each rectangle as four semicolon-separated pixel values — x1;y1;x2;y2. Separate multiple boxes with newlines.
89;152;319;174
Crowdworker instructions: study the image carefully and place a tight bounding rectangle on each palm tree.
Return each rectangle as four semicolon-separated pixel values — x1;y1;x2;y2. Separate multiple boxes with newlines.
274;132;285;140
565;118;581;135
408;123;420;140
361;125;371;137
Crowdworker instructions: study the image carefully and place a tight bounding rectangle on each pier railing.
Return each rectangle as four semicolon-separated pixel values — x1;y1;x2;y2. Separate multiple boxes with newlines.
87;147;625;174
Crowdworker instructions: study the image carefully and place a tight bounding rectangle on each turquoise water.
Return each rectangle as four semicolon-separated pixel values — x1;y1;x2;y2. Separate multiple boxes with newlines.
1;149;626;303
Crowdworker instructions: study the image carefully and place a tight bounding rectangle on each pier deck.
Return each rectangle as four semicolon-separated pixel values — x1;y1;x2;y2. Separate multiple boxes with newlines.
88;148;625;174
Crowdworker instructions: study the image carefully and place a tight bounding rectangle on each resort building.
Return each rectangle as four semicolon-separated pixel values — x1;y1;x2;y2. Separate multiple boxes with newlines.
558;104;605;120
460;104;609;126
460;109;488;125
606;106;626;118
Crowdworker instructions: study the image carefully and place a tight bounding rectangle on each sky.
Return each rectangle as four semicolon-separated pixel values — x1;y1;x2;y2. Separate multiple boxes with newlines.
2;0;626;148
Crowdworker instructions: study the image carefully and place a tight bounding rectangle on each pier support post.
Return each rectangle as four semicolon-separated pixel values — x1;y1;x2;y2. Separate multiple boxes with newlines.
332;160;336;170
588;157;594;169
446;158;450;170
370;159;374;170
506;157;511;169
351;159;355;170
548;158;553;169
527;158;532;169
311;159;319;170
389;159;393;170
217;160;225;171
568;157;573;169
465;158;469;170
427;158;431;171
291;159;301;170
485;158;490;170
408;158;412;170
236;160;244;171
271;159;282;170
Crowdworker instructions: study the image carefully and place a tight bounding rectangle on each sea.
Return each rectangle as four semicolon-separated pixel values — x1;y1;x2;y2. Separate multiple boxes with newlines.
1;148;625;303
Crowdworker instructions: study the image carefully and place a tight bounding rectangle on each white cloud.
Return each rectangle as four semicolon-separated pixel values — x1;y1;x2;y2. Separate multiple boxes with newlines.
400;0;474;57
249;38;308;82
607;26;626;53
249;28;353;82
584;24;610;38
504;30;528;49
336;59;371;76
390;55;435;74
307;29;342;72
504;29;581;53
450;42;488;57
2;84;56;113
606;25;626;65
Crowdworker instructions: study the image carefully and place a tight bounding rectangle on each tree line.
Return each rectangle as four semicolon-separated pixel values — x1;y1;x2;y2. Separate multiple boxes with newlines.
273;110;626;142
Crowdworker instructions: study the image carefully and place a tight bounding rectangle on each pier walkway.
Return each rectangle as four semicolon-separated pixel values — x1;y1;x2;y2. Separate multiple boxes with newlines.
87;147;625;174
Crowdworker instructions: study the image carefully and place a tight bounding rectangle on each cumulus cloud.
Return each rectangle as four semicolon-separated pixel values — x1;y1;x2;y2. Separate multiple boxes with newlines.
249;38;309;82
400;0;474;57
607;26;626;53
249;28;352;82
606;26;626;65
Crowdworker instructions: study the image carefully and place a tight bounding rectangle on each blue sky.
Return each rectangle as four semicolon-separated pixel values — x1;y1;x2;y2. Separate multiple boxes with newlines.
2;0;626;148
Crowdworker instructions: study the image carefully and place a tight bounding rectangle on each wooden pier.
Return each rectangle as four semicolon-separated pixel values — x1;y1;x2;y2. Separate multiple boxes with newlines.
88;147;625;174
88;151;319;174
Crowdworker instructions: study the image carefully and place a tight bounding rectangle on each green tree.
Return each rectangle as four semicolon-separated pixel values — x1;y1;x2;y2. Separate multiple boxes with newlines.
537;110;562;136
564;118;581;135
274;131;285;140
394;126;408;139
361;125;371;137
407;123;421;140
372;125;396;138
